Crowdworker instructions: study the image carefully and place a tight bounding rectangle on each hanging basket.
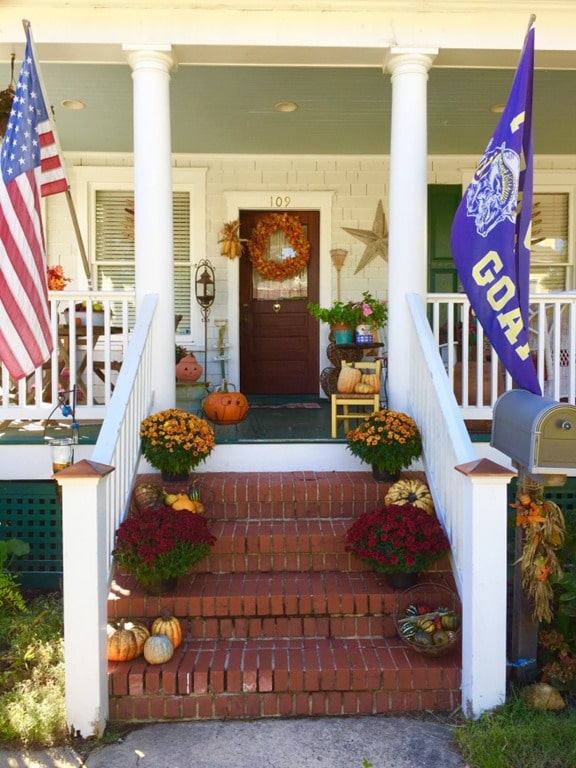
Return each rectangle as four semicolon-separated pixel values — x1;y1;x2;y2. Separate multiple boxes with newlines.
394;580;461;657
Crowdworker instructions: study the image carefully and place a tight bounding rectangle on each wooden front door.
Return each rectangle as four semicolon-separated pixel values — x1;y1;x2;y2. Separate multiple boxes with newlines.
239;210;319;395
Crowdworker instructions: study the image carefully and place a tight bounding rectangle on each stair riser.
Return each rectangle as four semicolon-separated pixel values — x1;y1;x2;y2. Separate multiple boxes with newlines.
109;689;461;721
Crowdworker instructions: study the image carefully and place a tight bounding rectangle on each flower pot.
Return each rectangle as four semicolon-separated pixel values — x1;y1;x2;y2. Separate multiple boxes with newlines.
140;576;178;595
385;572;419;590
161;470;190;483
371;465;400;483
332;327;354;344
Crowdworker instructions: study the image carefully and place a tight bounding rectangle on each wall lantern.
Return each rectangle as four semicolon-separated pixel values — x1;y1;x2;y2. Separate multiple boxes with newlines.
194;259;215;385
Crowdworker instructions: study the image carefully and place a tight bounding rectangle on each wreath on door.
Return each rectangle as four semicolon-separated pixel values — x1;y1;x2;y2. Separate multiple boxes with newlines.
247;212;311;281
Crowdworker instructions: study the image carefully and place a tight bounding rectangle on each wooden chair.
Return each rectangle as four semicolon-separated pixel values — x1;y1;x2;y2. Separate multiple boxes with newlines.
331;359;382;438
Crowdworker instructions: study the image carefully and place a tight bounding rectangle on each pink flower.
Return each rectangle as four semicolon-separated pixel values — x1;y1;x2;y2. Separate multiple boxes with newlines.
361;303;373;317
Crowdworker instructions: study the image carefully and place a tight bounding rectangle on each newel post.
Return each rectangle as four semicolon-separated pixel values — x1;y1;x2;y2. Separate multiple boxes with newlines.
55;459;115;738
456;458;516;718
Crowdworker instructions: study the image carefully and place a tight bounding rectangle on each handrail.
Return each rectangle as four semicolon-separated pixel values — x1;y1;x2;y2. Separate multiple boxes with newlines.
91;292;158;564
56;293;157;737
408;293;512;717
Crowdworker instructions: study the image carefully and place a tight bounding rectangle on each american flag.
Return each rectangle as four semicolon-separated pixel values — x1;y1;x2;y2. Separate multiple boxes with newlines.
0;25;68;381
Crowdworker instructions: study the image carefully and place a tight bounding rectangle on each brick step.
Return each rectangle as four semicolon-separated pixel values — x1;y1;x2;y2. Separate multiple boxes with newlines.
202;518;451;575
108;635;461;721
110;571;397;635
108;572;455;640
204;517;354;572
136;471;399;520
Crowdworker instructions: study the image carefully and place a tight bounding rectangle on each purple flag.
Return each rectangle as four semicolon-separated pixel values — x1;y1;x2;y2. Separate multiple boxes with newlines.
450;21;541;395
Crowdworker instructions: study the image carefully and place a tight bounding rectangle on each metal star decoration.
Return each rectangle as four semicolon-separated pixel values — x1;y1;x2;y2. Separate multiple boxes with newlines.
342;199;388;274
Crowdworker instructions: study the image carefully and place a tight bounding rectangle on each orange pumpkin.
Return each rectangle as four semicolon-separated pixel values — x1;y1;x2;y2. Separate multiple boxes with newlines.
125;622;150;655
203;379;249;425
107;623;141;662
151;613;183;649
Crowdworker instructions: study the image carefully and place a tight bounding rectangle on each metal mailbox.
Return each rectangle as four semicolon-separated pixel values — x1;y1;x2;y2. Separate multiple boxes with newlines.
491;390;576;475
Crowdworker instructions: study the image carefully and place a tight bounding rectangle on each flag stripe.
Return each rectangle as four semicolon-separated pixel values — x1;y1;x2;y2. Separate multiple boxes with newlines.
0;26;66;381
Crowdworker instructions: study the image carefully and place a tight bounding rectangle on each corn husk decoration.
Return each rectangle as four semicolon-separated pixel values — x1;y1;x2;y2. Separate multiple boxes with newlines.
512;476;565;623
218;220;246;259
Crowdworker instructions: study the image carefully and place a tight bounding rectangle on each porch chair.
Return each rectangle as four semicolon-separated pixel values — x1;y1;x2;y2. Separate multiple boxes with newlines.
330;358;382;438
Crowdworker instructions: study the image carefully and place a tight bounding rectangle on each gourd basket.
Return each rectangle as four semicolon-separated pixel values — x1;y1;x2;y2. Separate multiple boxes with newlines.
394;581;461;657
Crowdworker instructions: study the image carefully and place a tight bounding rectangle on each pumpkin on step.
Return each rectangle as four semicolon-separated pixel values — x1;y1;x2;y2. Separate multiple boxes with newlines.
107;621;147;662
133;483;162;511
385;478;434;515
143;634;174;665
151;613;183;649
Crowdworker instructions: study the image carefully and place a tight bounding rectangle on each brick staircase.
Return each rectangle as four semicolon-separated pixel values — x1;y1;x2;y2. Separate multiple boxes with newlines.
107;471;461;721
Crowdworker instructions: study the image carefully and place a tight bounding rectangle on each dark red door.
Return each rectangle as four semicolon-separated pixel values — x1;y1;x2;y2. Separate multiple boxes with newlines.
239;210;320;395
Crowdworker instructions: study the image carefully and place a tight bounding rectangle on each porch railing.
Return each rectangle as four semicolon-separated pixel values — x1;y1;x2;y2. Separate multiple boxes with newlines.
426;292;576;419
0;291;135;421
408;293;513;717
56;293;157;737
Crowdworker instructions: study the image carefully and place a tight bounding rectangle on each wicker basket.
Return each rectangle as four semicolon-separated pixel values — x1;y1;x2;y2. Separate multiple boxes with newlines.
394;581;461;656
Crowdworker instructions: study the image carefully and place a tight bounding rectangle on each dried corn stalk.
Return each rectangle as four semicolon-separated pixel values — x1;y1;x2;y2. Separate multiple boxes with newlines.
512;475;565;623
218;220;245;259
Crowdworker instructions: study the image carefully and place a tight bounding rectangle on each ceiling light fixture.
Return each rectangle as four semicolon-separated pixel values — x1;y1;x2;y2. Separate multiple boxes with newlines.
61;99;85;110
274;101;298;113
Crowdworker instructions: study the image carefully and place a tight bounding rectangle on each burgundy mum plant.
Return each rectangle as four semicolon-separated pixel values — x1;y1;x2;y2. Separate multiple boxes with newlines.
113;505;216;583
345;503;450;574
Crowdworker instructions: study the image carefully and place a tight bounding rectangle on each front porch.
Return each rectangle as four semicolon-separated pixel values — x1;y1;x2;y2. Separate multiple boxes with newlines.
1;290;574;734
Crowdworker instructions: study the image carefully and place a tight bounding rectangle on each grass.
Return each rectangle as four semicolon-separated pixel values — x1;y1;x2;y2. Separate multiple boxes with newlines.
0;591;68;749
453;695;576;768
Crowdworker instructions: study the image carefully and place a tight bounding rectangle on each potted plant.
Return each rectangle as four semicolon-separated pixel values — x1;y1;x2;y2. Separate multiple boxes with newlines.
140;408;215;481
352;291;388;333
345;409;423;482
112;505;216;594
345;503;450;588
46;265;71;291
307;300;361;343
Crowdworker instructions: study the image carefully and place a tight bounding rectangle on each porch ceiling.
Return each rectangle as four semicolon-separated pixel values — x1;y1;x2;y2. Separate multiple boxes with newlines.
25;61;576;156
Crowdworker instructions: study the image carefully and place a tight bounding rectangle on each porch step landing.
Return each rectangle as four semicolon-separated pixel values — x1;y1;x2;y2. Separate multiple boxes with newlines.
107;472;461;722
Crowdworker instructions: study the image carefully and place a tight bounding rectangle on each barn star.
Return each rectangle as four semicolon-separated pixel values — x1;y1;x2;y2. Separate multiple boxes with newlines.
342;199;388;274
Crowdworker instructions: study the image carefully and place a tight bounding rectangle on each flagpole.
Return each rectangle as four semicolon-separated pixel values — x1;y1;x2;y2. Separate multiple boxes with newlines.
22;19;93;290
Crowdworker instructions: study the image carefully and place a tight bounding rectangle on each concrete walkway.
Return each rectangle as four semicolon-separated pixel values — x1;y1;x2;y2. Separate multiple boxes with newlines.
0;716;468;768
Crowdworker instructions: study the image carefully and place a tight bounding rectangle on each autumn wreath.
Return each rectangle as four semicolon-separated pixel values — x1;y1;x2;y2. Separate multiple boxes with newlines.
247;212;311;281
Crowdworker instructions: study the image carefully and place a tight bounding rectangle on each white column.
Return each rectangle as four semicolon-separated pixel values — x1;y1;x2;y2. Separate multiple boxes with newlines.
385;49;437;413
126;46;177;411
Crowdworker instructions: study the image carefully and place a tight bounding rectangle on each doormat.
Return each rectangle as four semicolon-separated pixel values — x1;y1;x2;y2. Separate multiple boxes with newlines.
250;402;321;409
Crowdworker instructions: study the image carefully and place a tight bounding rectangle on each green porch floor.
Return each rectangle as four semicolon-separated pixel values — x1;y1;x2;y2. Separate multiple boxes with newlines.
0;399;493;446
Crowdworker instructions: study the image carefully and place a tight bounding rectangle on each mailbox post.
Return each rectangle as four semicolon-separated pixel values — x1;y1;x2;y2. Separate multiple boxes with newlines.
491;390;576;682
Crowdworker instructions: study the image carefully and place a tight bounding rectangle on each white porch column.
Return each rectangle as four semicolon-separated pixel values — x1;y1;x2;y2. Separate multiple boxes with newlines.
126;46;177;412
385;48;437;413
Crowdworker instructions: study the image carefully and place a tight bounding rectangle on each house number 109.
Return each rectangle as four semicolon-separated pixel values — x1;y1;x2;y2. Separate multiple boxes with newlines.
269;196;291;208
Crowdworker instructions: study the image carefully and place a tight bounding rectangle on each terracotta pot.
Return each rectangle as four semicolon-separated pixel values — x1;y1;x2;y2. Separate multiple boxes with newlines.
175;354;203;382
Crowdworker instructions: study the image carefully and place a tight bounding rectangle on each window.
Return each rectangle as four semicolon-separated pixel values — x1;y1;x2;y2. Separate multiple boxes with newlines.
530;192;569;293
94;190;191;329
71;166;207;338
